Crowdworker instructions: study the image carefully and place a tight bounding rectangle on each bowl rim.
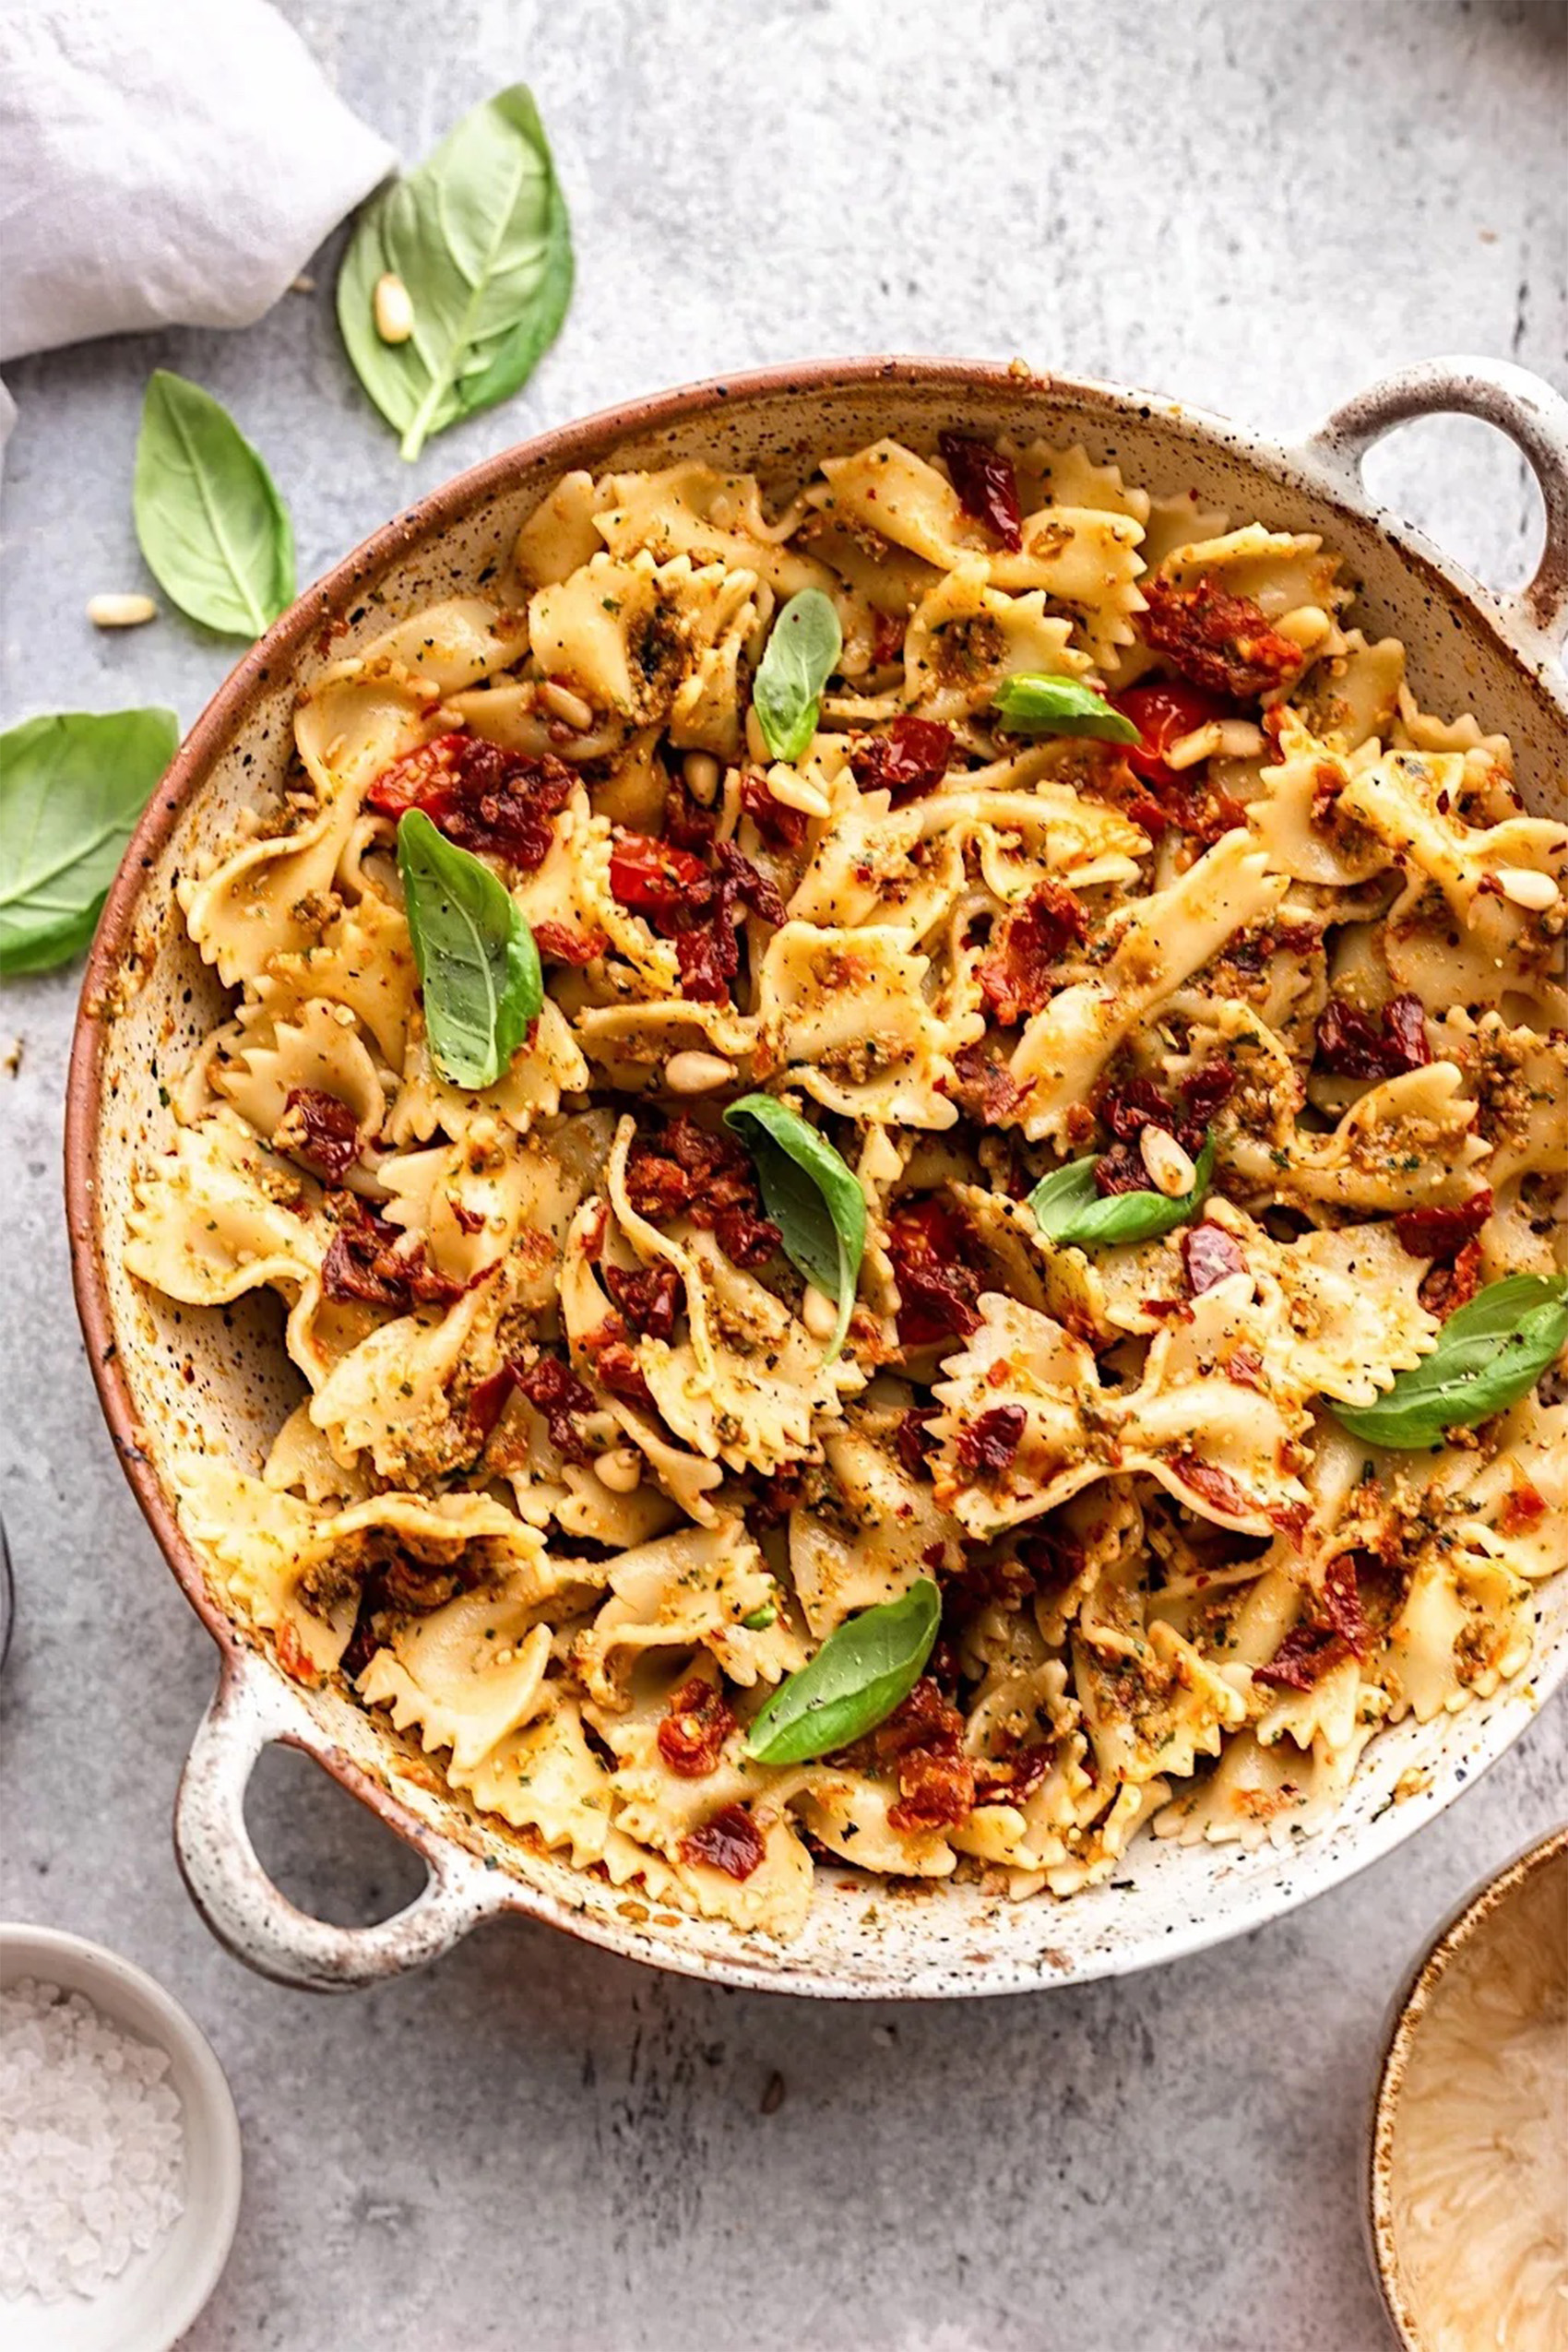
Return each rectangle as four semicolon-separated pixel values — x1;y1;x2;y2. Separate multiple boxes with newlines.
1364;1823;1568;2349
0;1920;242;2345
63;351;1568;1998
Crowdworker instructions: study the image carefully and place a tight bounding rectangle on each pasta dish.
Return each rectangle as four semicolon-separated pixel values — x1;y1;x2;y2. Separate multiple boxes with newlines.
125;428;1568;1937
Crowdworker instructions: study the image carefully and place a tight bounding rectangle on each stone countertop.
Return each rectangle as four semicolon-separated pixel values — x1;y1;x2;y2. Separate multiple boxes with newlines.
1;3;1563;2346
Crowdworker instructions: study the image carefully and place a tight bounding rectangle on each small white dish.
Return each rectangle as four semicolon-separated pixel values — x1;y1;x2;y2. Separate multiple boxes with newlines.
0;1923;242;2352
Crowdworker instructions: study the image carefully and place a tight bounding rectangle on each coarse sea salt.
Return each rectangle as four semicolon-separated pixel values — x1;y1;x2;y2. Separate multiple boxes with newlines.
0;1975;185;2303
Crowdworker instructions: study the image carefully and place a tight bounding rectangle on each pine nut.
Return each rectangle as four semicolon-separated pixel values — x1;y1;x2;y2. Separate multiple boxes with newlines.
763;767;832;819
683;750;721;805
1216;719;1265;757
87;592;156;628
745;707;770;763
1139;1125;1195;1197
538;678;594;731
801;1285;839;1340
665;1050;734;1094
1163;721;1223;771
594;1445;643;1493
1275;603;1332;651
1495;865;1560;911
373;272;414;344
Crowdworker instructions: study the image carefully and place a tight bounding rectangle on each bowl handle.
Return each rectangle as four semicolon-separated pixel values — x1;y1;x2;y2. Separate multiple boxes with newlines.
174;1659;505;1991
1295;355;1568;649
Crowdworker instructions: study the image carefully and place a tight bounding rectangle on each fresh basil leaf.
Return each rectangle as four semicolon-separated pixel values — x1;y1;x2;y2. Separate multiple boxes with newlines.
337;85;573;463
397;810;541;1088
744;1580;940;1764
1334;1274;1568;1448
1028;1134;1216;1251
133;372;294;638
752;589;842;762
724;1093;866;1360
992;673;1139;742
0;708;178;976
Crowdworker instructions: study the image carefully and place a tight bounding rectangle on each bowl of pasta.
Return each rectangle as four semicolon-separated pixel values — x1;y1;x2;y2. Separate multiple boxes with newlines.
66;354;1568;1997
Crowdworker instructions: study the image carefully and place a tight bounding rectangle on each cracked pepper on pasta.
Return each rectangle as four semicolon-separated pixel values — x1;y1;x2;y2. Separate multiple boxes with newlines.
126;431;1568;1937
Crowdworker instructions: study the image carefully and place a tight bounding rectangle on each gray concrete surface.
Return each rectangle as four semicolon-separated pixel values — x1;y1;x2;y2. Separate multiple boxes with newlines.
2;3;1564;2346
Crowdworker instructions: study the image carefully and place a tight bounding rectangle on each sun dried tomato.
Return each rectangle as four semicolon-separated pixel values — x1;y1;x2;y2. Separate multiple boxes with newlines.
875;1678;975;1831
976;881;1088;1026
603;1260;682;1343
955;1405;1026;1479
886;1200;983;1348
658;1677;737;1778
1419;1238;1483;1320
752;1461;810;1526
938;431;1023;550
680;1802;765;1880
663;774;719;851
945;1042;1025;1126
625;1115;756;1221
1499;1481;1547;1537
1140;574;1304;701
513;1354;597;1463
1314;993;1431;1079
739;769;808;851
895;1406;938;1479
1225;1345;1267;1390
321;1198;464;1310
674;923;733;1004
463;1364;517;1446
278;1086;361;1183
849;716;955;807
581;1322;657;1410
365;733;575;870
1322;1554;1371;1654
1112;680;1232;784
715;838;788;928
714;1205;782;1267
1253;1625;1344;1691
1182;1222;1247;1295
1395;1189;1492;1259
973;1742;1058;1807
1168;1452;1253;1521
530;920;607;965
608;833;713;920
871;610;907;668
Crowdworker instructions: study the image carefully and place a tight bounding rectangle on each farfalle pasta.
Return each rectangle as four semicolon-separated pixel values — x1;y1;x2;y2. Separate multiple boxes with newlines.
126;428;1568;1939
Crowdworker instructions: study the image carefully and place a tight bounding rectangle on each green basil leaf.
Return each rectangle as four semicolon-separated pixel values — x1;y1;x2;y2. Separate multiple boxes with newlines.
1333;1274;1568;1448
1028;1134;1216;1251
0;708;178;976
397;810;541;1088
133;372;294;638
723;1093;866;1361
752;589;842;762
745;1579;941;1764
337;85;573;463
992;673;1139;742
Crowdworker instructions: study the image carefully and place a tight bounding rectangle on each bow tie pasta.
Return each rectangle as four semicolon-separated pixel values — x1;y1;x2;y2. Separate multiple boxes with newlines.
126;428;1568;1936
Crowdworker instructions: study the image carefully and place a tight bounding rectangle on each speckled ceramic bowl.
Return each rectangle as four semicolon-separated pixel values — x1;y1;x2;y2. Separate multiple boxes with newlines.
65;356;1568;1997
1367;1824;1568;2348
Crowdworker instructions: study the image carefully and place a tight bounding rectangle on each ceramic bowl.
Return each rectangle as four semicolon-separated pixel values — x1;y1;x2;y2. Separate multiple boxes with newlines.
0;1923;242;2350
1367;1824;1568;2348
65;354;1568;1997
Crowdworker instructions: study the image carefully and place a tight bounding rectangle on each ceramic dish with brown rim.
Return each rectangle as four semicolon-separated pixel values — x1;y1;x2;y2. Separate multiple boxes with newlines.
1369;1824;1567;2351
66;355;1568;1998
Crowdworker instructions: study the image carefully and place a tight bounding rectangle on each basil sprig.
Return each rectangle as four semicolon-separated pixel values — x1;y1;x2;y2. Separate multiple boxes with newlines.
724;1094;865;1361
992;673;1139;743
338;85;573;463
1028;1134;1216;1251
752;590;842;761
745;1580;940;1764
1334;1274;1568;1448
0;708;178;975
398;810;541;1088
134;372;294;638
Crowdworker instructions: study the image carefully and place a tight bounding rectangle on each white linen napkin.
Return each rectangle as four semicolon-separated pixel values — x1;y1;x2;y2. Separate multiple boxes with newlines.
0;0;393;470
